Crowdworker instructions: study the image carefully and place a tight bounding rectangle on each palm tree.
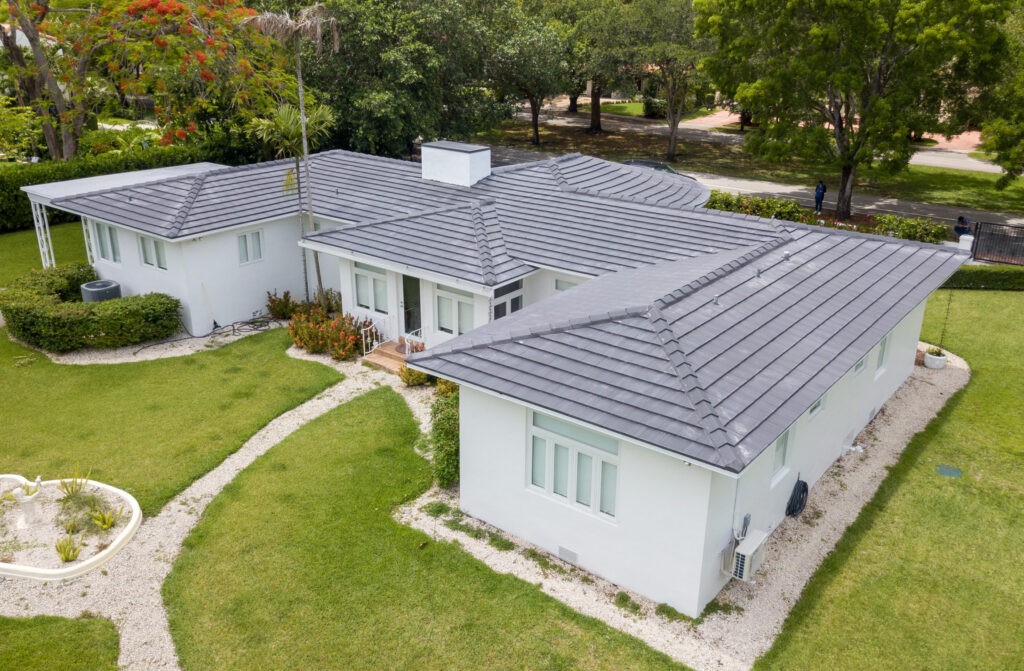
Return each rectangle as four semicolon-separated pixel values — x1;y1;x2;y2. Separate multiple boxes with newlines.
246;103;335;301
245;4;339;303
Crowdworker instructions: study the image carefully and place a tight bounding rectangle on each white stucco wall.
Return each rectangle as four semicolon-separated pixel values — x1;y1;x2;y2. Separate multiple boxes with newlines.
523;268;592;306
459;386;716;617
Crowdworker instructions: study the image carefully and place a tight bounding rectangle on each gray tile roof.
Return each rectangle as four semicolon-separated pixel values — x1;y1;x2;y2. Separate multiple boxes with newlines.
304;200;533;287
409;228;967;472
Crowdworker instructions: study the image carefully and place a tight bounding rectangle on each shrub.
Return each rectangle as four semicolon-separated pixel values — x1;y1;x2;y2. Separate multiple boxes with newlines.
943;264;1024;290
266;290;300;319
435;378;459;396
0;264;181;352
287;306;373;360
705;190;817;224
398;365;430;386
431;389;460;488
0;145;203;232
642;96;667;119
872;214;949;244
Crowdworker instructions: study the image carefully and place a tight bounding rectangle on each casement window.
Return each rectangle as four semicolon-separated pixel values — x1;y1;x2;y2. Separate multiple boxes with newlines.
875;335;890;377
772;429;790;477
238;231;263;265
354;262;388;314
554;278;578;292
139;235;167;270
437;284;474;335
528;411;619;518
492;279;524;320
94;222;121;263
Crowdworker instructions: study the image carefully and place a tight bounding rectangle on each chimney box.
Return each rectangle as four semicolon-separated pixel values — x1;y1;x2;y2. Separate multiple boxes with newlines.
421;141;491;187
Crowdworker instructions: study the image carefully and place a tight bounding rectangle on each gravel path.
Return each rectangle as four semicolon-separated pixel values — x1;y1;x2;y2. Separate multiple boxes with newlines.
399;348;970;671
0;341;433;670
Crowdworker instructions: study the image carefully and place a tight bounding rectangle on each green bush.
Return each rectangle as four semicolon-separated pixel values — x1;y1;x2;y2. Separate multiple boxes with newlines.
266;290;300;319
287;306;373;360
398;365;430;387
943;264;1024;290
705;190;817;224
435;378;459;396
642;96;667;119
872;214;949;244
0;263;181;352
431;389;460;488
0;146;203;232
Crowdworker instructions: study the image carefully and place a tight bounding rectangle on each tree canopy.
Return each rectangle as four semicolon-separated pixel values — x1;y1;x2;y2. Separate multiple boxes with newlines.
981;0;1024;187
698;0;1011;219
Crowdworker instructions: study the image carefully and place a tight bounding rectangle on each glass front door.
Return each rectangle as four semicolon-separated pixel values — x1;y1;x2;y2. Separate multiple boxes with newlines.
402;275;421;334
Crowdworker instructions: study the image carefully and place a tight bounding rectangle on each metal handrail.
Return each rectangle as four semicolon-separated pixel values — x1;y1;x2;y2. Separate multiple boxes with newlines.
361;321;382;356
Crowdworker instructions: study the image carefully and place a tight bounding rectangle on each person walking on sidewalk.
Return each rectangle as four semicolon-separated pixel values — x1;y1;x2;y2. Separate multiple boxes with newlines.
814;180;827;215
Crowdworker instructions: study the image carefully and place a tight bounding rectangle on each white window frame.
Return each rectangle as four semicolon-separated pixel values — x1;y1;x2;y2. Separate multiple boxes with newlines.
353;262;389;315
854;356;867;374
238;230;263;265
436;284;474;335
771;428;791;487
554;278;579;292
94;221;121;263
139;235;167;270
808;394;825;418
492;279;524;320
527;412;619;519
875;334;890;379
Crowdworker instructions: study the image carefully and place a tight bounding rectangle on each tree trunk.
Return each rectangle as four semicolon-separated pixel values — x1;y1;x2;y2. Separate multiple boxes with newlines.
739;110;752;132
567;95;579;113
294;38;326;307
588;84;602;133
293;156;311;302
836;164;856;220
529;97;541;145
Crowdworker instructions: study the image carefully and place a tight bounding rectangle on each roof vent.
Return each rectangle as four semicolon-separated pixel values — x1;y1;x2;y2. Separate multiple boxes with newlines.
783;251;791;261
421;141;491;187
713;294;720;305
756;267;762;278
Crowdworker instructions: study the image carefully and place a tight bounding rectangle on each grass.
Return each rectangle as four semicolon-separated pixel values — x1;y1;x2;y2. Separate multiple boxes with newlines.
164;388;685;670
0;327;340;516
477;120;1024;214
758;290;1024;670
0;615;119;671
0;223;88;288
580;101;647;117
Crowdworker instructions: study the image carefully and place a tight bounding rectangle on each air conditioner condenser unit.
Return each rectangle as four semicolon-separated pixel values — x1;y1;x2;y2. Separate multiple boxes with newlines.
732;529;768;582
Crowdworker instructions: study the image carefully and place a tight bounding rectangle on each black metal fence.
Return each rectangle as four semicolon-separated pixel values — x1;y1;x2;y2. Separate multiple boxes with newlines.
971;221;1024;266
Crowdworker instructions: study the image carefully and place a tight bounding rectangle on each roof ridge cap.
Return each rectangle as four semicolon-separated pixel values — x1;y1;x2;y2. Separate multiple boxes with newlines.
169;173;207;235
646;304;736;453
472;204;496;285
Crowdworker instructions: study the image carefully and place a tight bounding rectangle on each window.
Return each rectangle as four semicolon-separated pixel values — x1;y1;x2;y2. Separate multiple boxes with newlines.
555;278;578;292
772;429;790;478
854;357;866;374
528;412;618;518
808;395;824;418
139;235;167;270
94;222;120;263
876;335;890;377
437;284;474;335
238;231;263;265
492;279;524;320
354;262;388;314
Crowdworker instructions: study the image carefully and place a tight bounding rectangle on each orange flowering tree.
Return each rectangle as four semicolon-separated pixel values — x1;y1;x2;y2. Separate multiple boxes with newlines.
0;0;292;160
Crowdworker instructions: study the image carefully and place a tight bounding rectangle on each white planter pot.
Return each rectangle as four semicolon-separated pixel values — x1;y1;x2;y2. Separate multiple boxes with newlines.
924;352;947;369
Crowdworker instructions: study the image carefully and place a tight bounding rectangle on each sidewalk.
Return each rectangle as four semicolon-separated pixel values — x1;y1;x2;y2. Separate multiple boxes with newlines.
487;145;1024;226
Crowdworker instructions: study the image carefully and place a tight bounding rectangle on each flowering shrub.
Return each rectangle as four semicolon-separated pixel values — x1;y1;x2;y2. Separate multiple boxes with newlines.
266;290;300;319
287;306;373;361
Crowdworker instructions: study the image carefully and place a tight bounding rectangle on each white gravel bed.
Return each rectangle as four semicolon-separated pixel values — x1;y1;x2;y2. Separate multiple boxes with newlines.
0;338;434;670
397;348;970;671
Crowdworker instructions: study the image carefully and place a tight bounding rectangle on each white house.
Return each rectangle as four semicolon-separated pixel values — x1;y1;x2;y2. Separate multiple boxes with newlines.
22;143;964;616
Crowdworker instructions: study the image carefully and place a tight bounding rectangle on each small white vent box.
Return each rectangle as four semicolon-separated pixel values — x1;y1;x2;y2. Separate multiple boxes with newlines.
732;530;768;581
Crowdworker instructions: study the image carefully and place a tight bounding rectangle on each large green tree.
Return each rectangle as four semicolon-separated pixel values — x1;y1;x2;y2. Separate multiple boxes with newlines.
981;1;1024;187
698;0;1010;219
623;0;711;161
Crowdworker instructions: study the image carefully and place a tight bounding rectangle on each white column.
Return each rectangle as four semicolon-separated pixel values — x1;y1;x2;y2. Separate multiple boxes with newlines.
30;199;56;268
81;218;95;265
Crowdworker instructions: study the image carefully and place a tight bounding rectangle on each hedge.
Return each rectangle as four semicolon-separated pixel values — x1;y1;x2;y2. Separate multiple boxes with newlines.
943;264;1024;290
871;213;949;245
0;263;181;352
0;146;203;232
705;190;818;225
431;389;460;488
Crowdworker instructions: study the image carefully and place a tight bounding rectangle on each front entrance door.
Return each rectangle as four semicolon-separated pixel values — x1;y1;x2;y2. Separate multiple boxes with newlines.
402;275;421;334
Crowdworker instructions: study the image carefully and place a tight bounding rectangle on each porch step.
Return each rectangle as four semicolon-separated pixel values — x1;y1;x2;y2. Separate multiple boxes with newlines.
362;340;406;375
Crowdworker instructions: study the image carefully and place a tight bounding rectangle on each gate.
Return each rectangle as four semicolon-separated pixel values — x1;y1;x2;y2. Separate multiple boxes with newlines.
971;221;1024;266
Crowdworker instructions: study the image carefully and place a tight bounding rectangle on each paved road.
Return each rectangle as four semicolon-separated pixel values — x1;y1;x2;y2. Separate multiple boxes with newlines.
523;108;1004;175
487;145;1024;226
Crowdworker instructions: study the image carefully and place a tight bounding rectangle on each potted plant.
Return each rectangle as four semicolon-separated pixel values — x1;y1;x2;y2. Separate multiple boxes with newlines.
924;345;947;370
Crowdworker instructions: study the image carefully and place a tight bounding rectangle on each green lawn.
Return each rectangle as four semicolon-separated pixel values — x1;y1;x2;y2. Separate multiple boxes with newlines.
0;615;119;671
0;223;88;288
478;120;1024;214
580;101;647;116
0;327;340;516
758;290;1024;669
164;388;686;671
